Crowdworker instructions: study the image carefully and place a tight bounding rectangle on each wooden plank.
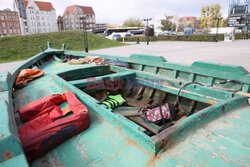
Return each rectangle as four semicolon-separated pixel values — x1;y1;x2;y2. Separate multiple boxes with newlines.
128;117;160;135
116;110;140;117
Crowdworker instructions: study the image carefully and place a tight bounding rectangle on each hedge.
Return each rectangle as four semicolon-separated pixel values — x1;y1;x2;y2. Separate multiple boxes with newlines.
117;33;250;42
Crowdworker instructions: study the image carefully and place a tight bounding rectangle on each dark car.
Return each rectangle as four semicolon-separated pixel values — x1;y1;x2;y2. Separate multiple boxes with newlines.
124;34;132;37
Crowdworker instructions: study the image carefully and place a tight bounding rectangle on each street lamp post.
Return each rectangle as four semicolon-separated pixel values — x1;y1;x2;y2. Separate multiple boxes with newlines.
80;15;89;53
246;15;249;39
215;17;222;42
143;18;152;45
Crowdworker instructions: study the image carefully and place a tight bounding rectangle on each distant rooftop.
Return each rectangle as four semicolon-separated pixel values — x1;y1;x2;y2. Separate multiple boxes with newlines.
64;4;95;15
22;0;55;11
179;16;197;22
0;8;18;14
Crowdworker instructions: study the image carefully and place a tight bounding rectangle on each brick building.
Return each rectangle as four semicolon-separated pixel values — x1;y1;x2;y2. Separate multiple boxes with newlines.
63;5;95;30
0;8;22;37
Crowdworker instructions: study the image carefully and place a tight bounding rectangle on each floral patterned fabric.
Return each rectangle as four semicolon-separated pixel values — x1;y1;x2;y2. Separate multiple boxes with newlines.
139;104;175;123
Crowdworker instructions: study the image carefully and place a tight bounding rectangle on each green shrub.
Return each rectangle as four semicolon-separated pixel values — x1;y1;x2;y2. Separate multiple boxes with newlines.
117;33;250;42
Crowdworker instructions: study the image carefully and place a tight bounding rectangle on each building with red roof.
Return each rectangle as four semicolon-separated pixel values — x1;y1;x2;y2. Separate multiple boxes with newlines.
62;5;95;30
13;0;58;34
178;16;200;29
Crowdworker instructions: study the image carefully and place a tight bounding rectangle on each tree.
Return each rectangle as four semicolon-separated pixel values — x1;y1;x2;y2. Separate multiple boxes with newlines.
178;25;184;31
199;6;211;29
222;18;228;27
199;4;222;30
123;17;145;27
171;24;177;31
187;23;192;28
209;4;222;28
161;20;176;31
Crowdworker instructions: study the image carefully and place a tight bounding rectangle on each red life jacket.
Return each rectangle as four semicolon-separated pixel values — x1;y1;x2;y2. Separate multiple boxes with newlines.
18;91;90;161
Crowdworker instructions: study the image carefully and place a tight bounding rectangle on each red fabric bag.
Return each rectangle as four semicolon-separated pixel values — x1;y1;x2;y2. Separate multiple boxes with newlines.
18;92;90;161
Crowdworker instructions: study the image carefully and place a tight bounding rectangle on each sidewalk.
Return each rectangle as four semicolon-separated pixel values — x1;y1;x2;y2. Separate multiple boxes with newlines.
0;60;25;73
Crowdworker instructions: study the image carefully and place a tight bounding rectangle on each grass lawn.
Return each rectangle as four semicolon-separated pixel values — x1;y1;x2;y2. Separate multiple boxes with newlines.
0;30;126;63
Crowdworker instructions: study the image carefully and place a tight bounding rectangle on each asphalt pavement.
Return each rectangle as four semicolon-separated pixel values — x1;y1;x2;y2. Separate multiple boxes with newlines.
1;40;249;73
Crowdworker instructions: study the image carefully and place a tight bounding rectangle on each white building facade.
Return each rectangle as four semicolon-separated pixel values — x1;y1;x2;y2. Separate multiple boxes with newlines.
154;15;178;35
13;0;58;34
154;15;167;35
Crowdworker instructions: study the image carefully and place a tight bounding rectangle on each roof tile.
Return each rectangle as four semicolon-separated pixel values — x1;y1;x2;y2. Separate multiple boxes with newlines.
63;5;95;15
23;0;55;11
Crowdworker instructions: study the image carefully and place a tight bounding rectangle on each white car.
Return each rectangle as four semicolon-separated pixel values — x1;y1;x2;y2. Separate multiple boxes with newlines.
112;34;122;40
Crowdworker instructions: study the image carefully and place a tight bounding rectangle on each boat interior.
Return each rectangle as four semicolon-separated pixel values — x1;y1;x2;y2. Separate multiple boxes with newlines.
1;43;249;166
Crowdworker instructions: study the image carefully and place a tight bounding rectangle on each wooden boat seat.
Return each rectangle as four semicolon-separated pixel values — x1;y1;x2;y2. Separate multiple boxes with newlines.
69;71;136;89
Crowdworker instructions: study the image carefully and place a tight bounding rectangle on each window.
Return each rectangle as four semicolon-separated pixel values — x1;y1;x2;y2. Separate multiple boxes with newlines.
0;16;4;20
10;29;12;33
17;29;20;34
2;22;5;27
37;16;40;20
8;23;11;28
15;16;17;20
16;23;19;27
13;29;16;33
43;22;46;26
11;16;13;20
7;16;9;20
3;29;7;34
12;23;15;27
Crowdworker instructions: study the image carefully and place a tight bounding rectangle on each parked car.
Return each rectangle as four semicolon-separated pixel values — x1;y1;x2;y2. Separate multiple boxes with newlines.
177;32;184;35
184;28;196;35
124;34;132;37
112;34;122;40
157;32;165;36
169;32;176;36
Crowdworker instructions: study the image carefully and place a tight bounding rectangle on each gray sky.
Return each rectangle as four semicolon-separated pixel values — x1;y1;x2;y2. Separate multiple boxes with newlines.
0;0;229;24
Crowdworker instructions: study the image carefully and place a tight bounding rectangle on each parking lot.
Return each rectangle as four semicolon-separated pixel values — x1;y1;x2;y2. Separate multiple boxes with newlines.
0;40;250;73
95;40;250;71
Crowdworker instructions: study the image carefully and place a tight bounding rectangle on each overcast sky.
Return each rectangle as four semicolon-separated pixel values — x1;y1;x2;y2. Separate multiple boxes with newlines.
0;0;230;24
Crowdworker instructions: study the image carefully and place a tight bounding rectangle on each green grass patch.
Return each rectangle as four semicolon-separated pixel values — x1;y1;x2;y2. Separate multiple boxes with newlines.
0;30;126;63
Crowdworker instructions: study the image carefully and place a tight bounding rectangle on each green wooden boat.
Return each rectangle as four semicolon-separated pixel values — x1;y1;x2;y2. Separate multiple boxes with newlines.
0;42;249;167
